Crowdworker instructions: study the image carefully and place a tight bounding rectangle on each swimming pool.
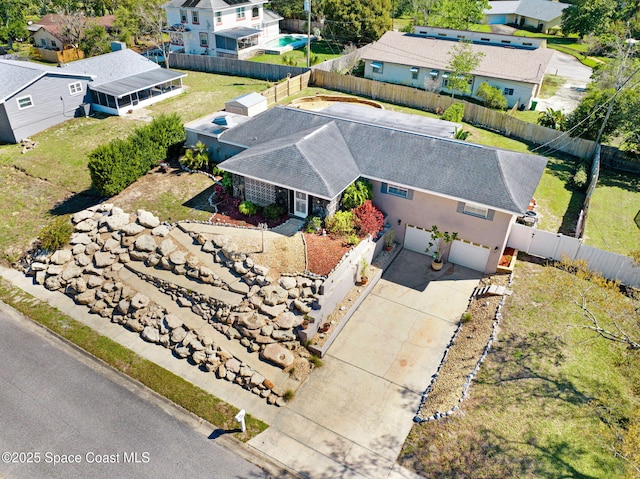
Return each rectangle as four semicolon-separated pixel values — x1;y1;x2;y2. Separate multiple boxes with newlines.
263;35;308;49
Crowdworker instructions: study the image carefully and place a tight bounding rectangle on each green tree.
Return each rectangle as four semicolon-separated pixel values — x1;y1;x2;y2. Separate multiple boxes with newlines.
322;0;392;44
428;0;489;30
537;108;567;130
566;87;624;141
80;23;110;56
561;0;617;37
0;0;31;48
476;82;507;110
446;41;484;99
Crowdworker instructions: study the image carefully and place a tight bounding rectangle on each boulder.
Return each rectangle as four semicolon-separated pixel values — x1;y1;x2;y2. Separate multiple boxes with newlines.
141;326;160;343
120;222;146;236
261;285;288;306
71;210;94;224
134;234;157;252
191;350;206;364
170;327;188;343
234;262;249;275
151;224;170;237
253;264;269;276
169;251;186;265
61;263;83;281
74;290;96;305
75;218;97;232
128;250;149;262
201;240;215;253
293;299;311;314
70;233;92;245
174;346;190;358
46;264;63;276
212;235;230;248
85;242;100;255
44;276;62;291
157;239;177;257
130;293;150;310
279;276;297;290
233;311;267;330
136;210;160;228
249;373;265;388
103;211;131;231
50;249;72;265
72;244;86;255
261;343;294;368
225;358;241;374
74;253;91;267
259;303;287;318
274;311;301;329
145;254;160;267
87;275;104;289
102;238;120;251
163;314;182;330
272;330;296;341
30;262;48;272
93;251;115;268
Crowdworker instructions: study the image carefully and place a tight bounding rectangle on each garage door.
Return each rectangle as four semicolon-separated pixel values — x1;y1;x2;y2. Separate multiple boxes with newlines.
403;225;435;255
449;240;490;272
487;15;507;24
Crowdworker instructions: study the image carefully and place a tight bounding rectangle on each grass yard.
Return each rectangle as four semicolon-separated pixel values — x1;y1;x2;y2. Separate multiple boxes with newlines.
0;279;268;441
248;40;343;68
513;30;604;68
399;260;640;478
584;168;640;254
539;74;566;99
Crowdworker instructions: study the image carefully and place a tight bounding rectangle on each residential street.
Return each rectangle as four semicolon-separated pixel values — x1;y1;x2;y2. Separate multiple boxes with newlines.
0;304;270;479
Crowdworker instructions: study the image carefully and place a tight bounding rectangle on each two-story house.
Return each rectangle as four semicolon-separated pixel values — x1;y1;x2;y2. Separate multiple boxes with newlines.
162;0;282;59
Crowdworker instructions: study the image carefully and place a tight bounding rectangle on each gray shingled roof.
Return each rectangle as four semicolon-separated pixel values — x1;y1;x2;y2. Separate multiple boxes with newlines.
0;60;93;102
220;122;360;199
360;31;555;84
485;0;569;22
60;48;161;87
217;106;547;213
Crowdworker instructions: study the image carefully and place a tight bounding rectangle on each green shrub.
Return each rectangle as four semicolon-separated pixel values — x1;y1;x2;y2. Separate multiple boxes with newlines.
283;389;295;401
461;312;472;324
346;234;359;245
453;129;471;140
442;103;464;123
238;201;258;216
476;82;508;110
341;179;373;210
305;216;323;233
263;203;285;220
88;114;185;197
221;172;233;195
182;142;209;170
39;216;73;251
573;162;589;190
212;164;225;176
309;355;324;367
325;211;356;236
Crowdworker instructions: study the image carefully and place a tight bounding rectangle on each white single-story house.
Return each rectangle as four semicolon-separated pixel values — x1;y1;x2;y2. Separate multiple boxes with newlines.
482;0;570;33
188;103;547;273
0;60;94;143
60;46;186;116
162;0;282;59
360;29;555;108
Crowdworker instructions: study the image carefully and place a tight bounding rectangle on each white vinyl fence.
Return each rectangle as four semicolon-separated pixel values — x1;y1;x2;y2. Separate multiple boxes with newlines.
508;223;640;288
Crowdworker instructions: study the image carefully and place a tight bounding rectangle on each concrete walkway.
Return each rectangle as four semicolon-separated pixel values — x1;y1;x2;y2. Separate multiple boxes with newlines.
0;245;479;479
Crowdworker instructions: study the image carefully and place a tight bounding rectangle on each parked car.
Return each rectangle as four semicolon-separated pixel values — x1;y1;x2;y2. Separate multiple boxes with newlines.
141;46;168;64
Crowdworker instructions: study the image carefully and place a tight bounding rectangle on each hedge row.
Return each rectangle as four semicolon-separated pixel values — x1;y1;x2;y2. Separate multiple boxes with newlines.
88;113;185;197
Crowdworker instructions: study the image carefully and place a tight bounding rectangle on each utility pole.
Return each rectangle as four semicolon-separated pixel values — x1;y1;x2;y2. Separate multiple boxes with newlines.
304;0;311;67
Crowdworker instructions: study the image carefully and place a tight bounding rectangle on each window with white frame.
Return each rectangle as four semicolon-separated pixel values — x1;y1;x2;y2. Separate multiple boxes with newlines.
371;61;383;74
215;11;222;23
503;87;514;96
17;95;33;110
180;9;187;23
387;184;409;198
199;32;208;47
410;66;419;80
236;7;245;19
191;10;199;24
463;202;488;218
68;82;82;95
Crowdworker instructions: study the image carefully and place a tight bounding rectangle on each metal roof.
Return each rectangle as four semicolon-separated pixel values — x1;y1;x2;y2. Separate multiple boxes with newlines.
216;27;261;40
90;68;186;97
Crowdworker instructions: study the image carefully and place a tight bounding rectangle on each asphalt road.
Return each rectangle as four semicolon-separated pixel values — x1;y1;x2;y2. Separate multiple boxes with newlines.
0;305;270;479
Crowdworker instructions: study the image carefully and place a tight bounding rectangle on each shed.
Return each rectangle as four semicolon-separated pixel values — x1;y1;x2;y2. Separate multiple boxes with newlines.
225;92;268;117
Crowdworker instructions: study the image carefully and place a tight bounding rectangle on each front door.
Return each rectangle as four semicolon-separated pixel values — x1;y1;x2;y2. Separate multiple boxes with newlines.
294;191;308;218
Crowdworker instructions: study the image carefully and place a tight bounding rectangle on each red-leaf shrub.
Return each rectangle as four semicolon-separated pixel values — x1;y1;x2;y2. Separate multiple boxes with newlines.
353;200;384;238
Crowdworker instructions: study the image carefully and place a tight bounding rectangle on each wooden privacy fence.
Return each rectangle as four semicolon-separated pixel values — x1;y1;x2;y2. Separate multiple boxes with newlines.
169;53;309;82
576;145;601;239
508;223;639;288
261;71;311;105
310;70;596;160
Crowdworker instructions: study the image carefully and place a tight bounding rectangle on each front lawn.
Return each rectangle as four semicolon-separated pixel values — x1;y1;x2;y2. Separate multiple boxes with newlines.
399;260;640;478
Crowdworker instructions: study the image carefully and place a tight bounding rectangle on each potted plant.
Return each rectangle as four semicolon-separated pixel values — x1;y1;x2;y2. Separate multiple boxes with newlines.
359;257;369;285
426;225;458;271
384;230;395;251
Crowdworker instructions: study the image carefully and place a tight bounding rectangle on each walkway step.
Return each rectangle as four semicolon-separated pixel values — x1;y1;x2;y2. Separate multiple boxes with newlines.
125;261;244;306
473;284;511;298
117;265;293;389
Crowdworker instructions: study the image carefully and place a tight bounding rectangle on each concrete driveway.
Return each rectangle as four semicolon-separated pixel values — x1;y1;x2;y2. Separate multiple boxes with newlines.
249;250;481;478
538;50;593;114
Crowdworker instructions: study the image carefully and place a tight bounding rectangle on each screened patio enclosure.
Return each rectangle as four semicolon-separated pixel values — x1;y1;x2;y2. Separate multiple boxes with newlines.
215;27;261;56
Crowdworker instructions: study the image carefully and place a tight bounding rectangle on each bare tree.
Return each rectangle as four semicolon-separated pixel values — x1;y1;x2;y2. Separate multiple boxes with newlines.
54;10;87;53
135;3;170;67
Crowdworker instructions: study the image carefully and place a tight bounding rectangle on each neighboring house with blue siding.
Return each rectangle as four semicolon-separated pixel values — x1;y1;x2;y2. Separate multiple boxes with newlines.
0;60;94;144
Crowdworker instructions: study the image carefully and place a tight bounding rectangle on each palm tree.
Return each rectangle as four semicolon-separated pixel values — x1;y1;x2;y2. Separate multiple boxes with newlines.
537;108;567;130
